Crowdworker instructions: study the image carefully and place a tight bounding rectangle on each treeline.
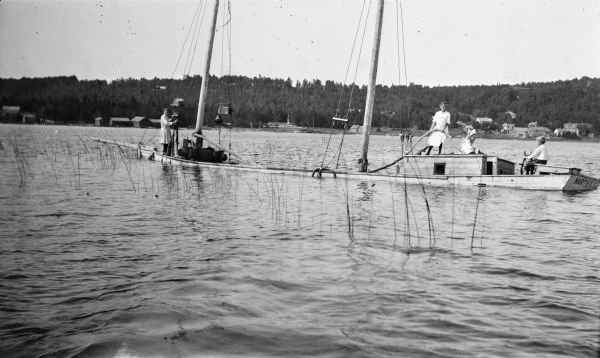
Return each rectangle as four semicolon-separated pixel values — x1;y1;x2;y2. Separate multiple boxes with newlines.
1;75;599;132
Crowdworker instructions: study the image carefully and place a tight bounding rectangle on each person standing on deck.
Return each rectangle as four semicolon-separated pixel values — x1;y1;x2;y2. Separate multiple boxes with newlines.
418;101;451;155
525;136;548;175
159;108;178;155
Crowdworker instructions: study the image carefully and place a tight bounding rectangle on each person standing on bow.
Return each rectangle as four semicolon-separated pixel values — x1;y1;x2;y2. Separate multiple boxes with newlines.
525;136;548;174
418;101;451;155
159;108;178;155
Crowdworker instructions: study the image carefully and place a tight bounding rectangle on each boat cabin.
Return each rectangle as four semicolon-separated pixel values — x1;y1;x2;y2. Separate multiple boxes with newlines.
397;154;515;176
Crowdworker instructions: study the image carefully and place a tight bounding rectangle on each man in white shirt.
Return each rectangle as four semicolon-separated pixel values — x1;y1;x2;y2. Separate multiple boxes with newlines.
525;136;548;174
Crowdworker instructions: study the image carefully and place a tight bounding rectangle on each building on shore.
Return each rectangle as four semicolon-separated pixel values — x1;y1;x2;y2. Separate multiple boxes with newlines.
109;117;132;127
564;123;593;136
22;112;37;124
501;123;515;135
527;125;551;138
1;105;21;122
513;127;529;138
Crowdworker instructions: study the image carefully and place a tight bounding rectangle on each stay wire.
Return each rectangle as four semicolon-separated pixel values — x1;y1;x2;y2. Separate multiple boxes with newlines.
182;0;208;87
171;0;205;81
346;1;372;118
335;0;367;117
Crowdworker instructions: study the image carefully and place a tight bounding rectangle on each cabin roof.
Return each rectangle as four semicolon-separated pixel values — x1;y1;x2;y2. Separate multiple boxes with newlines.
110;117;130;122
131;116;147;122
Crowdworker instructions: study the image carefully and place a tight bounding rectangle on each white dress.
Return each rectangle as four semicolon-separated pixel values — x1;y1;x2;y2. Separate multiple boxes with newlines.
159;114;172;144
427;110;450;147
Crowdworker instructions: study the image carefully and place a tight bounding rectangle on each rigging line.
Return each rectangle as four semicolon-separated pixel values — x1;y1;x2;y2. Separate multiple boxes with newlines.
335;0;367;116
347;0;372;117
171;0;205;80
397;0;408;85
394;0;402;86
183;0;208;78
178;0;207;95
395;0;411;130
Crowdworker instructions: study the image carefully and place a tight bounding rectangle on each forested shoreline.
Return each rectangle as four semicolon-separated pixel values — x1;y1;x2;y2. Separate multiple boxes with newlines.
1;75;598;132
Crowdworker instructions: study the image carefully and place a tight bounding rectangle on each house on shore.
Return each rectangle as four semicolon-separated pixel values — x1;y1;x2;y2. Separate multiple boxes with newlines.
527;121;550;137
501;123;515;135
22;112;37;124
1;105;21;122
109;117;132;127
513;127;529;138
564;123;593;136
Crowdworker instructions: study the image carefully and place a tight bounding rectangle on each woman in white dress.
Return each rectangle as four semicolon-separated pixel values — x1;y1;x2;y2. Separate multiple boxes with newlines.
418;101;451;155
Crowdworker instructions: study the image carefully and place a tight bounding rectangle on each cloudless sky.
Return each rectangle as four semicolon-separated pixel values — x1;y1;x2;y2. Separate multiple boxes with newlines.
1;0;599;86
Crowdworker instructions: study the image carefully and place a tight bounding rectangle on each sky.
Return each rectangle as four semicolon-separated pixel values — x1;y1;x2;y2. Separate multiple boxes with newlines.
1;0;599;87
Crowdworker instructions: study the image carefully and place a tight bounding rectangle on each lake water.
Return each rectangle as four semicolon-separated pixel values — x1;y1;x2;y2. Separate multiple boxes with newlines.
1;124;599;357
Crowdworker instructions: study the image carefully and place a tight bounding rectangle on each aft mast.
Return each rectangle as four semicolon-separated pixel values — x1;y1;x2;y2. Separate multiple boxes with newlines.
359;0;384;172
195;0;220;136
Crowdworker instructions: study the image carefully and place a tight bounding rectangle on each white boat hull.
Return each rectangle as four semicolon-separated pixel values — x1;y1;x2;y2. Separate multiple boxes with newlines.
93;139;599;192
147;149;599;193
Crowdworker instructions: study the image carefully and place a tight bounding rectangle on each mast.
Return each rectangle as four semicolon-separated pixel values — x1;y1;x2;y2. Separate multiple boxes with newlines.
359;0;384;172
195;0;220;135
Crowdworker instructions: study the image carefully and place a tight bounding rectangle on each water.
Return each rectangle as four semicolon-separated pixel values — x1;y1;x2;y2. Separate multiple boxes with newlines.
1;124;599;357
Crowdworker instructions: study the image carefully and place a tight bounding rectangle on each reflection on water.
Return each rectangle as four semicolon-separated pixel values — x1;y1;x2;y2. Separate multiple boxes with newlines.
0;124;599;357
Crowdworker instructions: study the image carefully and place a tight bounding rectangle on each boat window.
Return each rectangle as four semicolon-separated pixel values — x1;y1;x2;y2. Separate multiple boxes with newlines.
433;163;446;175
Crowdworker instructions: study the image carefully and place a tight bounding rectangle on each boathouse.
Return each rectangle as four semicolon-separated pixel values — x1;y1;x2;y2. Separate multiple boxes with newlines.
109;117;132;127
1;105;21;122
22;112;37;124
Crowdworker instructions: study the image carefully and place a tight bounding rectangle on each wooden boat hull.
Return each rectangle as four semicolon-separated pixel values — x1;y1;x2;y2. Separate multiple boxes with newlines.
147;149;599;193
93;139;599;192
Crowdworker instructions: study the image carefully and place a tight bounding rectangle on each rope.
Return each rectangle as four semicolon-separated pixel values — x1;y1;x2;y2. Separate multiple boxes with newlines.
346;2;372;118
396;0;409;86
394;0;411;131
335;0;367;117
171;0;205;80
368;129;434;173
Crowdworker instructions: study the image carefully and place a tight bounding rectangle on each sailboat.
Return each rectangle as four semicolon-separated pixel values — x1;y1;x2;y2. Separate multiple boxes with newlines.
96;0;599;192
